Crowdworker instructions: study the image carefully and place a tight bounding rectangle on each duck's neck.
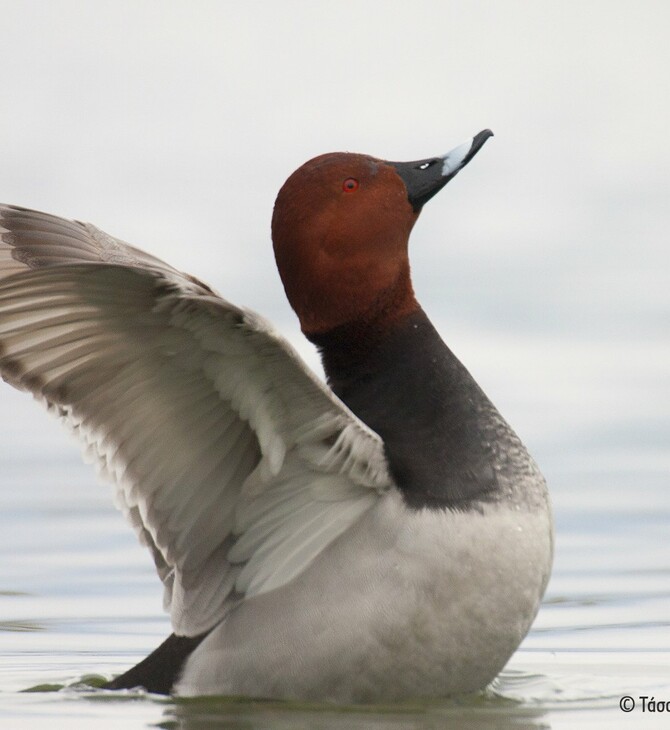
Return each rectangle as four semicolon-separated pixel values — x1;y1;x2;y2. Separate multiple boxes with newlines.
310;308;512;510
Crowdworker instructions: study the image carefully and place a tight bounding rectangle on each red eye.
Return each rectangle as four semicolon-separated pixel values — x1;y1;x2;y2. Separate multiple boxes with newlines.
342;178;359;192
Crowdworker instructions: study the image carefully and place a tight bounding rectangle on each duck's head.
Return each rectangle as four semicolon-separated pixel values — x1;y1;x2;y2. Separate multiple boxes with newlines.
271;130;492;340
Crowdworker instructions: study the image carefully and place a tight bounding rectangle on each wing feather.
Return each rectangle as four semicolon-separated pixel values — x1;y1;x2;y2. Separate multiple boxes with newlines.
0;204;393;635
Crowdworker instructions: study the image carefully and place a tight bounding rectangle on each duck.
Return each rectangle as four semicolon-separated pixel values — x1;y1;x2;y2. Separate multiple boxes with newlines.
0;130;552;702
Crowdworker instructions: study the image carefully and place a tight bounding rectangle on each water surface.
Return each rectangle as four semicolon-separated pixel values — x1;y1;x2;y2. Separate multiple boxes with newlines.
1;437;668;729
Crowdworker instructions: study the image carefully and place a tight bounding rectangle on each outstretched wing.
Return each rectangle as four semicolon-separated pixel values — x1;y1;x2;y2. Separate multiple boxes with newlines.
0;205;392;636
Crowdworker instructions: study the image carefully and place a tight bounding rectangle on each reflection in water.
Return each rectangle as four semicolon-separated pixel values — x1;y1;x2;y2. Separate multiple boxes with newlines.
160;692;550;730
0;620;45;632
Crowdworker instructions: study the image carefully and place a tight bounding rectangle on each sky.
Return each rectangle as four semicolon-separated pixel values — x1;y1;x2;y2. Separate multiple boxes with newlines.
0;0;668;490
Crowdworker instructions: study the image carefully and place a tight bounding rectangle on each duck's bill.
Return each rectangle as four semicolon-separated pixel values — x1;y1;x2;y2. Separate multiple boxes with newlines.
389;129;493;212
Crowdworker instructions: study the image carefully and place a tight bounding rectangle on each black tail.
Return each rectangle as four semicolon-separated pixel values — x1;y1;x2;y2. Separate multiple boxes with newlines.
105;632;209;694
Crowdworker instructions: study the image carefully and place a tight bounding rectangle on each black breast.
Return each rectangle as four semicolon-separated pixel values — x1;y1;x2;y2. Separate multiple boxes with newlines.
312;309;522;510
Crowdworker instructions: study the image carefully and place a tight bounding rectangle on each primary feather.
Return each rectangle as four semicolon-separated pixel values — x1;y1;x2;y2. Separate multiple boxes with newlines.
0;204;392;636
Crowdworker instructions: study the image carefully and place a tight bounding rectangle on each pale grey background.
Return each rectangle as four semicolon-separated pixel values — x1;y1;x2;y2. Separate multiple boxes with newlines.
0;0;668;492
